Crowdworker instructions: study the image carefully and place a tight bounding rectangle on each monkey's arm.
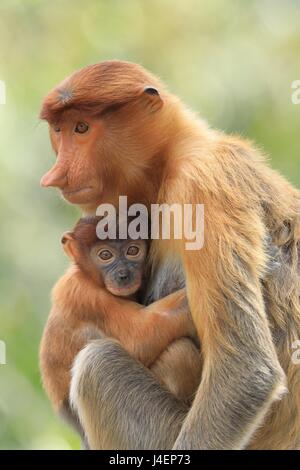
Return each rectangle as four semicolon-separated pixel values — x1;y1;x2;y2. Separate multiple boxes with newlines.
173;280;286;449
103;289;194;367
169;169;287;449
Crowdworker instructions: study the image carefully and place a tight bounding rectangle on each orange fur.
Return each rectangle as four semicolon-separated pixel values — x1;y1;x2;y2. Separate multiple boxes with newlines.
40;61;300;449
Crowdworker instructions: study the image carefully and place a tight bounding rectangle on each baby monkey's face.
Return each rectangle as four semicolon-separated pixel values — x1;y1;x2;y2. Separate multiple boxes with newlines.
90;239;147;297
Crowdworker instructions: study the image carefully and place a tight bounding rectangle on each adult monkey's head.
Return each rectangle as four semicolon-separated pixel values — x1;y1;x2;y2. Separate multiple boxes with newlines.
40;61;178;211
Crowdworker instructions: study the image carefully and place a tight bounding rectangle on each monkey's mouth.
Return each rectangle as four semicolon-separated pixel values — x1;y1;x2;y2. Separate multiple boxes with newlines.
62;186;95;202
63;187;93;196
106;281;141;297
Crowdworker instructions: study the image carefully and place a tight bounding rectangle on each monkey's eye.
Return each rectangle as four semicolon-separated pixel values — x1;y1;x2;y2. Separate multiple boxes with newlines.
74;122;89;134
126;245;140;257
98;249;113;261
53;126;61;133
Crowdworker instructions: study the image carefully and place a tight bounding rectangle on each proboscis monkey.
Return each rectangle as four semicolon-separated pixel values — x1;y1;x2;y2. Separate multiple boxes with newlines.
40;216;200;444
40;60;300;450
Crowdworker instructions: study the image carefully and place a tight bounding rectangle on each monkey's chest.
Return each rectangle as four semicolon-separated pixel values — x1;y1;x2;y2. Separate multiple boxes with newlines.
141;258;185;306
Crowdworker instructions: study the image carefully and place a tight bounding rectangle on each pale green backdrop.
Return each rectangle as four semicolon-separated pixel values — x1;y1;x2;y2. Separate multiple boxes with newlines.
0;0;299;449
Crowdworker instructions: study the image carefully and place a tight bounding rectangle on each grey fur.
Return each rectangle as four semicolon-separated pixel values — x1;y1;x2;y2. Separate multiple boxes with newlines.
142;258;185;305
71;339;188;449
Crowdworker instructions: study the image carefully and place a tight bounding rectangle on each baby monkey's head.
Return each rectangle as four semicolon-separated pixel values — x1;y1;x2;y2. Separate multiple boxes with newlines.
61;216;148;297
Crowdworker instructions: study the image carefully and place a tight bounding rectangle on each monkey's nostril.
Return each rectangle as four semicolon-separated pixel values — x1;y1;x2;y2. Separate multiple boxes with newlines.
118;270;129;281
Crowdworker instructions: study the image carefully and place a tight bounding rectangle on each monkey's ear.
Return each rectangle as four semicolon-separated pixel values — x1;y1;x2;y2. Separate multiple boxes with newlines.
142;86;163;112
61;231;76;259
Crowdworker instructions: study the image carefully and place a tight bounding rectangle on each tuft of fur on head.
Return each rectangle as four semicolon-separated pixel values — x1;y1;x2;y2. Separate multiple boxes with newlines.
39;60;164;123
71;216;101;249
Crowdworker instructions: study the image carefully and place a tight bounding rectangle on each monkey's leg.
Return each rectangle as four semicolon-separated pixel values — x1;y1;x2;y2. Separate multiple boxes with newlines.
59;326;107;449
60;400;89;449
150;338;202;403
70;338;188;450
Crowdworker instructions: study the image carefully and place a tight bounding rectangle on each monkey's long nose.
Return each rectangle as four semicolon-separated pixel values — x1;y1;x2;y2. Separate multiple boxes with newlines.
40;165;67;189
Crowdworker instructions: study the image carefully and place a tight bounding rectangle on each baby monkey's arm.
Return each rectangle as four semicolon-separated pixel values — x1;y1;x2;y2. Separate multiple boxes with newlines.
104;289;194;367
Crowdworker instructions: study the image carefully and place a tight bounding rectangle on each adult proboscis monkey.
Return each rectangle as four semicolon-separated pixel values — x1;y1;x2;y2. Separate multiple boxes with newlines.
40;60;300;449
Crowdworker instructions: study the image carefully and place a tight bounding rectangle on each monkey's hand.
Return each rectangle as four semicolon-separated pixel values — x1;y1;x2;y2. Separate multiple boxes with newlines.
147;288;197;339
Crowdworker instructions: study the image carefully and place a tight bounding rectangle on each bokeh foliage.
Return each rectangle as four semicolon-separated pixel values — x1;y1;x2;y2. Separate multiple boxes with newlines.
0;0;299;449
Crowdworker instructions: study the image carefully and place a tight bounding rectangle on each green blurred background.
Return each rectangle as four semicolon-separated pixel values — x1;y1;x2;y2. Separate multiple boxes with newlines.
0;0;299;450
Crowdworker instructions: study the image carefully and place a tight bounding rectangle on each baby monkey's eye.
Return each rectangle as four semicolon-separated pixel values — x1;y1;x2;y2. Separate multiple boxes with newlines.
98;249;113;261
126;245;140;257
74;122;89;134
